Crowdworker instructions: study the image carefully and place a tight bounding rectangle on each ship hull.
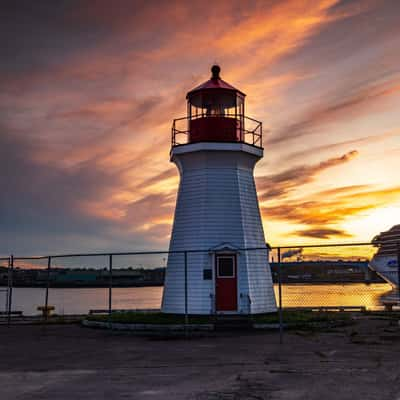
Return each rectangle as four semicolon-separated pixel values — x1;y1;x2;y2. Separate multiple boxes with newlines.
369;256;399;287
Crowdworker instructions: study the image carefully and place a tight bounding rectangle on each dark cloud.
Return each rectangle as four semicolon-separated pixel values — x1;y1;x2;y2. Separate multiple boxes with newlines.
277;0;398;73
52;97;161;123
262;185;400;225
0;0;119;90
0;126;176;255
46;95;168;151
314;185;371;198
282;129;399;162
257;150;358;199
264;0;400;146
293;227;352;239
261;185;400;239
281;248;302;259
0;126;119;234
262;200;371;226
269;77;400;145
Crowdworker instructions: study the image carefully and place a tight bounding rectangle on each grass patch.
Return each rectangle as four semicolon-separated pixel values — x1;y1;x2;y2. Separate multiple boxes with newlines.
86;310;352;329
252;310;353;331
253;310;351;324
37;316;84;324
86;312;212;325
360;310;400;320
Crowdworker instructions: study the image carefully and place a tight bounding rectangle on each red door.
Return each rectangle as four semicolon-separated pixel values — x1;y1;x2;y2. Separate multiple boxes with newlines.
215;255;237;312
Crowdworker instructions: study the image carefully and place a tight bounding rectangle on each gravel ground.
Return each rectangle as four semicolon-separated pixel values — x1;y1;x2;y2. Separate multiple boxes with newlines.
1;317;400;399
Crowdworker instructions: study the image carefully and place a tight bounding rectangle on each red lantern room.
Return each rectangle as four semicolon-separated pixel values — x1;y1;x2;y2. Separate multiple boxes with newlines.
172;65;262;148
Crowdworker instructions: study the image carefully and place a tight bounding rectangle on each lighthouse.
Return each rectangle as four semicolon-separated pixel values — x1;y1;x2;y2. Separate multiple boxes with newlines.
161;66;276;315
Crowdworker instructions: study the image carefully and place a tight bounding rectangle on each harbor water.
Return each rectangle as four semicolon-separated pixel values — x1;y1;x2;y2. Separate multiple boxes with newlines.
1;283;396;316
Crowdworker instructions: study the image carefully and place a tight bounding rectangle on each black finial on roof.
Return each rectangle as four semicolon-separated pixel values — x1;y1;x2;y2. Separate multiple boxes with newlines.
211;65;221;80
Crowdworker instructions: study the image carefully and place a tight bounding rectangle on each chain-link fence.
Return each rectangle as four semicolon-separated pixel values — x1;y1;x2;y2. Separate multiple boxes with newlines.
0;257;10;315
269;243;398;312
1;242;399;332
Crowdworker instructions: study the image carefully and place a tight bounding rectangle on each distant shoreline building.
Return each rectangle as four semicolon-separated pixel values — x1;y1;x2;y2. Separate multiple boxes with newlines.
0;266;165;288
161;66;276;315
0;260;382;288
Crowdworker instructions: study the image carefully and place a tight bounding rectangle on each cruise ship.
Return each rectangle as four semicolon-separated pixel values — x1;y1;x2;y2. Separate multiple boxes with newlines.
369;225;400;287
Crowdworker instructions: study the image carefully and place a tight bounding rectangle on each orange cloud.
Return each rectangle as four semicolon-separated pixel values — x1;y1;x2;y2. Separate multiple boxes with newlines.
262;185;400;239
1;0;398;256
257;150;358;199
216;0;344;80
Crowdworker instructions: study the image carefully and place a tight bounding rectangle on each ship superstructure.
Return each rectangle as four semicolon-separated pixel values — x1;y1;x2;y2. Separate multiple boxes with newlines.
369;225;400;287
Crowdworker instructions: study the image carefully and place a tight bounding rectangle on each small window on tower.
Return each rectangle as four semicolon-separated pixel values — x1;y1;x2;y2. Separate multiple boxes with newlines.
203;269;212;280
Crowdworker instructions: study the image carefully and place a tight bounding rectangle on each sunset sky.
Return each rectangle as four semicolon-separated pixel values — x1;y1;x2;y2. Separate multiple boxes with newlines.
1;0;400;257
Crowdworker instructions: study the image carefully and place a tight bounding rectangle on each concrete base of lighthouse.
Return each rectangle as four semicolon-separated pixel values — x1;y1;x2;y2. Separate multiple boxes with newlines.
161;142;276;315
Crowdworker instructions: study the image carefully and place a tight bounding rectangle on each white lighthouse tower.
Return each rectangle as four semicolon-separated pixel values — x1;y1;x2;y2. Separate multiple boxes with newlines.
161;66;276;315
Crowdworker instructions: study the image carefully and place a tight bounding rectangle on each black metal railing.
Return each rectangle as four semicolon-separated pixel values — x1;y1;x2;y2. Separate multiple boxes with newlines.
171;113;262;148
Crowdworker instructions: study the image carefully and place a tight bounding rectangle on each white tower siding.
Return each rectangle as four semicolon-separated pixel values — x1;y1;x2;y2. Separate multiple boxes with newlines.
161;142;276;314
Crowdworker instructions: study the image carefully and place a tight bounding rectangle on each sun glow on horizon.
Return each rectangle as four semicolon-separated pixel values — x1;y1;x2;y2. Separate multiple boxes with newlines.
344;205;400;242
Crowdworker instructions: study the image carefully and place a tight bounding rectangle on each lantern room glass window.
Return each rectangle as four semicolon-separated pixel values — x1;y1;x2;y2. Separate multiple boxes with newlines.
172;66;262;147
188;90;244;119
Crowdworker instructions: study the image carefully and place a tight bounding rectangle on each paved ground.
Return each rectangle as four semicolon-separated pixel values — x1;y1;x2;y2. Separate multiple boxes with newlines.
1;317;400;399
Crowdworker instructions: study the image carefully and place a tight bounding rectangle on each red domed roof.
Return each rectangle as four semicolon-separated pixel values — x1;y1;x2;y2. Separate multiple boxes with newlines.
186;65;245;98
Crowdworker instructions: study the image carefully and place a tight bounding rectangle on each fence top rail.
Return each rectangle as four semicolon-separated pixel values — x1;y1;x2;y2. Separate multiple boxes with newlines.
270;242;373;250
3;242;380;261
12;247;271;260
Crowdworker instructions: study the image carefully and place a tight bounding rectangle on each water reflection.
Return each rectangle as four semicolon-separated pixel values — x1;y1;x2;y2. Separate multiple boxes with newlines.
5;283;395;315
274;283;394;310
9;287;163;315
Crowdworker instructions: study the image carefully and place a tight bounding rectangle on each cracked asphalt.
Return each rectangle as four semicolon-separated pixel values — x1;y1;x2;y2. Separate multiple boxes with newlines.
1;317;400;399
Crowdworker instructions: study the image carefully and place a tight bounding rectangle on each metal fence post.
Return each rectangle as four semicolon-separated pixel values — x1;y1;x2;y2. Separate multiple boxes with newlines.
7;254;14;326
184;251;188;333
277;247;283;344
108;254;113;328
5;257;10;316
44;256;51;322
